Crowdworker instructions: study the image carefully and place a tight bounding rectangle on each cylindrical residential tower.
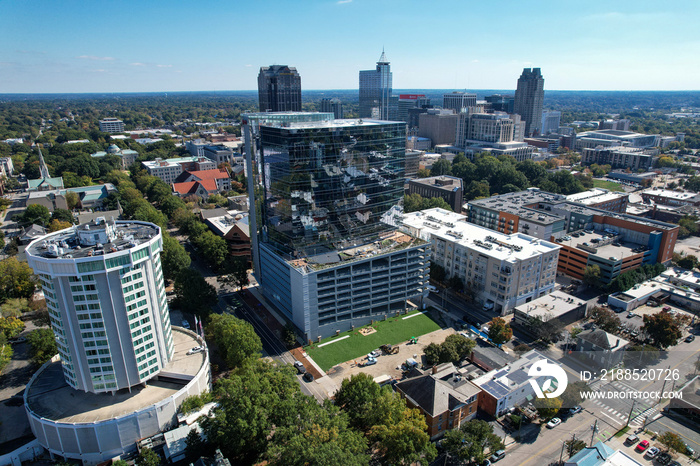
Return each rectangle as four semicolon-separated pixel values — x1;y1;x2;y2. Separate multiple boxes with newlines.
26;218;174;393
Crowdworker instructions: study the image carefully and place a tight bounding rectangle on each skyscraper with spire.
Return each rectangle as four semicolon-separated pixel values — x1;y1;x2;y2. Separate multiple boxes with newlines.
359;50;395;119
513;68;545;137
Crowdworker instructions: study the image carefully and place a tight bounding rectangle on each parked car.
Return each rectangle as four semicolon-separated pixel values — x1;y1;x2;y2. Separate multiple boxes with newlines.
546;418;561;429
669;462;682;466
570;406;582;415
645;447;660;459
489;450;506;462
656;451;672;465
635;440;649;452
8;336;26;345
368;350;380;358
685;444;695;456
181;320;190;329
294;361;307;374
364;357;377;367
625;434;639;445
186;346;204;355
686;335;696;343
303;372;314;382
426;285;437;292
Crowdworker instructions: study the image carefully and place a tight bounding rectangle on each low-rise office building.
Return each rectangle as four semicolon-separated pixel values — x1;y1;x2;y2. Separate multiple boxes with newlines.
581;146;657;171
576;329;628;369
401;208;560;315
513;290;588;330
407;176;463;212
98;118;125;134
565;188;628;213
575;129;660;150
472;350;562;417
640;188;700;207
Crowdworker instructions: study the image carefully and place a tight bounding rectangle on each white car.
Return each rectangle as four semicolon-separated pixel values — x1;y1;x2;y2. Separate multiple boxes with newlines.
186;346;204;355
645;447;660;459
570;406;582;415
546;418;561;429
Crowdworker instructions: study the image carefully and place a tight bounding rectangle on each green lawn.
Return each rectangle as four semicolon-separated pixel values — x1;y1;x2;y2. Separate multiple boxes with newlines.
306;311;441;372
593;179;625;192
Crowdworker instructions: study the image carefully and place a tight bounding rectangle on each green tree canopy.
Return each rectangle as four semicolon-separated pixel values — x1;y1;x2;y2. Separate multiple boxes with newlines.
27;328;57;365
442;419;504;465
0;257;36;301
207;314;262;369
160;234;191;280
174;269;217;318
18;204;51;227
642;312;682;348
487;317;513;345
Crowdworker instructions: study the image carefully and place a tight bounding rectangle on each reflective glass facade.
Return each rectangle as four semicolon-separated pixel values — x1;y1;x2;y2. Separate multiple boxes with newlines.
258;120;406;256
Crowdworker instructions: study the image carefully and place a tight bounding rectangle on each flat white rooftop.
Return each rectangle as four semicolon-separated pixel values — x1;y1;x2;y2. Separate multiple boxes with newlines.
401;208;560;261
642;188;699;201
567;188;627;205
513;290;585;321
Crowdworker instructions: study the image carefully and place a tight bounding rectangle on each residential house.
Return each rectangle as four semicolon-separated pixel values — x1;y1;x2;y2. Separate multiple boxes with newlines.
394;363;481;439
576;329;629;369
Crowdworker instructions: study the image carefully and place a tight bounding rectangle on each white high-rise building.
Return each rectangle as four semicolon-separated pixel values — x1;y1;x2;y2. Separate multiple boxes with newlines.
99;118;125;133
26;218;174;393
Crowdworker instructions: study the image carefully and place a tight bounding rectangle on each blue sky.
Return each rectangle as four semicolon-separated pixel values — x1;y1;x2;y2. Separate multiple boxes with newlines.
1;0;698;93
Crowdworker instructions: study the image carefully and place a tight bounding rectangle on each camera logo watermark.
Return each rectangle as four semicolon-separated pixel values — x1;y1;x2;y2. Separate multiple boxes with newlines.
528;359;568;399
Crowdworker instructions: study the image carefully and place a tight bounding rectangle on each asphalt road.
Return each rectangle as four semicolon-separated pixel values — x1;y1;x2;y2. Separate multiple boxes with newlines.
217;292;327;402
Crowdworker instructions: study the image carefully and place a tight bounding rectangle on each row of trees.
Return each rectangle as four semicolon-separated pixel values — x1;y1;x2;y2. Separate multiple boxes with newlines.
590;306;684;348
181;313;437;465
427;152;594;202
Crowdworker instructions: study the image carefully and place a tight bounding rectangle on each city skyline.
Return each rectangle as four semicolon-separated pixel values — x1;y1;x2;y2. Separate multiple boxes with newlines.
1;1;699;93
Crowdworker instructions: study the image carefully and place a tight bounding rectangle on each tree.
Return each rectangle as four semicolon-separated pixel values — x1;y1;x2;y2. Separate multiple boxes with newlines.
179;392;214;414
487;317;513;345
447;274;463;292
217;257;249;290
370;406;436;466
1;298;31;318
26;328;57;365
265;400;369;466
583;265;601;287
565;439;587;458
132;204;168;228
201;359;311;463
623;345;661;368
527;316;564;343
429;264;446;283
430;159;452;176
193;231;228;270
514;343;531;354
0;316;25;338
0;335;12;373
442;419;504;465
51;208;75;224
160;234;191;280
136;447;161;466
677;254;699;270
642;312;682;348
174;269;217;318
678;216;699;239
207;314;262;369
48;218;73;232
590;307;622;333
423;334;475;365
334;373;385;431
533;395;562;420
559;381;592;408
0;257;36;301
658;431;686;454
18;204;50;227
185;429;209;460
65;191;81;210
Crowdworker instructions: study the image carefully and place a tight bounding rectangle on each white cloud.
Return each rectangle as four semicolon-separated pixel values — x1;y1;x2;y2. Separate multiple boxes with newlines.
156;64;173;68
337;0;352;4
130;62;146;66
91;69;106;73
471;59;479;63
77;55;115;61
245;64;253;67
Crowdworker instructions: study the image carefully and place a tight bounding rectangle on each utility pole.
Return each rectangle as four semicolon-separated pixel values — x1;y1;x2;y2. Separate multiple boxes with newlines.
626;399;637;428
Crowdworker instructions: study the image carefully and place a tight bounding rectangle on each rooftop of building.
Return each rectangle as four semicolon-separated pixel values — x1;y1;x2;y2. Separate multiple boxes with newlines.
513;290;586;321
472;350;559;398
142;156;204;168
469;187;565;210
260;118;403;130
25;328;206;424
641;188;700;201
577;129;651;139
675;376;700;410
566;188;628;205
26;218;159;260
394;363;481;417
401;208;560;261
287;230;427;272
566;441;616;466
577;329;629;352
409;175;462;189
554;230;647;261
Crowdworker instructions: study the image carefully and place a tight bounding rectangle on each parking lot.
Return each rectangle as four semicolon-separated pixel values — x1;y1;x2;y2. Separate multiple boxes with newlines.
323;327;457;383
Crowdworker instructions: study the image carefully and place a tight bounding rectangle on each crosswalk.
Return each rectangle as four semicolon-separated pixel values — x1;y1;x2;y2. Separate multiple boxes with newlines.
586;379;658;428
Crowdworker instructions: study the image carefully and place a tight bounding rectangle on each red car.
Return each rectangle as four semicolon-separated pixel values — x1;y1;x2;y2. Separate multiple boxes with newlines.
635;440;650;452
